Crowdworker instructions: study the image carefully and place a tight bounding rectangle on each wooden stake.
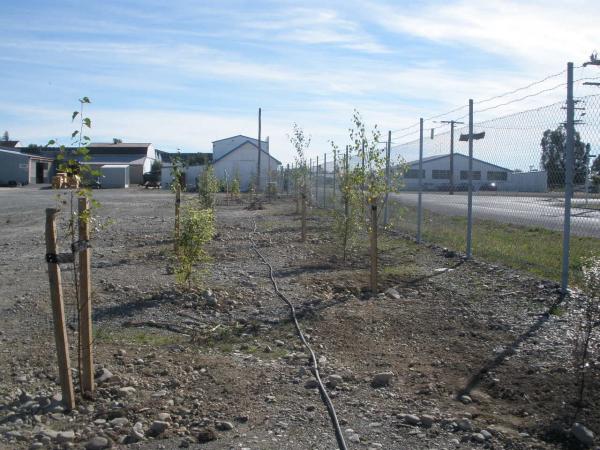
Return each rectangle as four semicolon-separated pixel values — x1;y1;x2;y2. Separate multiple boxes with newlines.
301;190;307;242
174;182;181;252
45;208;76;411
78;198;94;397
370;204;378;294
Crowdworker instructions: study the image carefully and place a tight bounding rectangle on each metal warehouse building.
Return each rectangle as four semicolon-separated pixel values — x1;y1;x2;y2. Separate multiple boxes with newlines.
0;148;55;186
403;153;547;192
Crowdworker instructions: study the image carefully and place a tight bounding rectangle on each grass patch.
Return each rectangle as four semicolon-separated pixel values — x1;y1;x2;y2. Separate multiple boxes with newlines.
390;201;600;287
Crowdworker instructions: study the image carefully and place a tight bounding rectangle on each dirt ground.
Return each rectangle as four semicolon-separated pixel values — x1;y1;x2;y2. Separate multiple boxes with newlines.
0;187;598;450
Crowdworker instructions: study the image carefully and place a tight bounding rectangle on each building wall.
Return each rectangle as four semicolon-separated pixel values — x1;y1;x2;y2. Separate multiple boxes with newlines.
504;171;547;192
130;165;144;185
101;166;130;188
213;142;279;191
403;155;511;191
0;151;30;185
213;137;269;161
161;165;206;191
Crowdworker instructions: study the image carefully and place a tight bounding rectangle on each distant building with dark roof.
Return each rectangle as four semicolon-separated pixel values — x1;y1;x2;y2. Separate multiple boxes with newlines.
21;142;158;185
0;147;54;185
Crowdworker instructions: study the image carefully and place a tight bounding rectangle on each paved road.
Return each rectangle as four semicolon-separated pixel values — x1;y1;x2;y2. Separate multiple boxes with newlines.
391;192;600;238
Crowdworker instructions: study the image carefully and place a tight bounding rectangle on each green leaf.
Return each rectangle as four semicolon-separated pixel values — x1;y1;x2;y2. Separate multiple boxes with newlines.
80;97;91;104
72;111;79;121
71;130;79;138
83;118;91;128
47;139;56;146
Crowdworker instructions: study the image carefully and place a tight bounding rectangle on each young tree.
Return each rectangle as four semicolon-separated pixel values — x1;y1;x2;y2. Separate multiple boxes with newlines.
347;110;405;293
176;205;215;289
331;141;361;261
198;164;219;209
573;257;600;409
540;126;591;188
170;151;185;253
2;131;9;142
288;123;310;241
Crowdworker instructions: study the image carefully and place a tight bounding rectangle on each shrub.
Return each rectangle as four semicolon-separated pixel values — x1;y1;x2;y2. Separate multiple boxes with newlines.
175;204;215;289
198;164;219;208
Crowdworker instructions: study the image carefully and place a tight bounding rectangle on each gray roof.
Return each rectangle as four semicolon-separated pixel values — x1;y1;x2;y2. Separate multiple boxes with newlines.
212;135;267;146
78;155;146;165
407;152;512;172
212;140;281;165
0;147;53;161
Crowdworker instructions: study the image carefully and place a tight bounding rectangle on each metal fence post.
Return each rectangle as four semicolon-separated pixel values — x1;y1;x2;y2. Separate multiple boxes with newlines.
384;130;391;226
562;62;575;294
333;151;337;207
417;118;423;243
323;153;327;209
466;99;474;258
316;155;319;207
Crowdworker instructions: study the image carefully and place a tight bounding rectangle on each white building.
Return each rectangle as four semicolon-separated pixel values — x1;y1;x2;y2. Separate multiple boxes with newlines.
161;164;206;190
212;135;281;191
403;153;547;192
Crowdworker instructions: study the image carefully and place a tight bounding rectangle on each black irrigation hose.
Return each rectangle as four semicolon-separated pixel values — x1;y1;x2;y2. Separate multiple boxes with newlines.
249;220;349;450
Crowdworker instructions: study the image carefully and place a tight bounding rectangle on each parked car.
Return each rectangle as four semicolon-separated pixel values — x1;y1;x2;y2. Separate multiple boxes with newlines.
479;182;497;191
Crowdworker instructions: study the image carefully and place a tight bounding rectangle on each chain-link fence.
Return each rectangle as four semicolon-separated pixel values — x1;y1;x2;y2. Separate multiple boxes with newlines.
277;63;600;291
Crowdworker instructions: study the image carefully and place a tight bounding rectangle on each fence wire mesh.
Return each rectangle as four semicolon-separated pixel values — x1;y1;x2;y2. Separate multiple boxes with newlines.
286;69;600;289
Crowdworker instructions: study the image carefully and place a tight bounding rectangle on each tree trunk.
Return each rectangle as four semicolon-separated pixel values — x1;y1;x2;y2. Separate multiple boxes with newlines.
370;203;378;294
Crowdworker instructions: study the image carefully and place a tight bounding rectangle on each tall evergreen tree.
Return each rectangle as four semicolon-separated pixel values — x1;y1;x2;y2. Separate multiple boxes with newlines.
540;126;590;188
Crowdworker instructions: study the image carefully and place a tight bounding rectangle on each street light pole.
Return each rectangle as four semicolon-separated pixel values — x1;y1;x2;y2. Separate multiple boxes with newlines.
438;120;464;195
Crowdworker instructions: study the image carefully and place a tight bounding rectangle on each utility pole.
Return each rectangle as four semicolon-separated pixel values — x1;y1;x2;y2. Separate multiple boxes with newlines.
561;62;575;294
438;120;464;195
257;108;262;193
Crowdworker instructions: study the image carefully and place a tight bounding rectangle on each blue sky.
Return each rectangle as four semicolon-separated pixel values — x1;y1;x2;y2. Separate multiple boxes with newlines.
0;0;598;163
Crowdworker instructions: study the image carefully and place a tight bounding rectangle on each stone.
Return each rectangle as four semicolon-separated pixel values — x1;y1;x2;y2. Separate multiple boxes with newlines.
117;387;136;397
110;417;129;428
274;340;285;347
157;413;171;422
349;433;360;443
420;415;435;427
196;428;217;443
150;420;170;436
405;414;420;426
95;368;114;384
56;430;75;443
29;443;44;450
216;421;234;431
480;430;492;440
385;288;401;300
572;423;594;447
85;436;110;450
130;422;144;442
457;418;473;432
371;372;394;388
471;433;486;443
304;379;319;389
327;375;343;388
459;394;472;404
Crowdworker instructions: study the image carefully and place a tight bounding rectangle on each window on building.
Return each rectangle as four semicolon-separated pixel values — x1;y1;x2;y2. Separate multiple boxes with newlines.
460;170;481;180
487;171;508;181
432;170;451;179
405;169;425;179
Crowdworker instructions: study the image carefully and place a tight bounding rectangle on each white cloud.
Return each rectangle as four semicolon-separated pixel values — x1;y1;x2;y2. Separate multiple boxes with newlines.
240;7;390;54
366;0;597;70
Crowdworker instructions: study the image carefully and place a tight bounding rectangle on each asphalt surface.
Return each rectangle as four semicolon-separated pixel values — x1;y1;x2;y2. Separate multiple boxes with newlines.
391;192;600;238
